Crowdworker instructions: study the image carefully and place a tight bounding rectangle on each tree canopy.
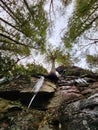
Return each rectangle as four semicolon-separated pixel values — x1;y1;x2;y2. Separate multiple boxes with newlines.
0;0;48;56
63;0;98;46
0;0;98;76
62;0;98;69
44;44;72;74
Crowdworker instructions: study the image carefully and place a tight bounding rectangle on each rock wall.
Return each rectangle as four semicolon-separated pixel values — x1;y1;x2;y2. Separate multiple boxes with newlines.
0;73;98;130
55;74;98;130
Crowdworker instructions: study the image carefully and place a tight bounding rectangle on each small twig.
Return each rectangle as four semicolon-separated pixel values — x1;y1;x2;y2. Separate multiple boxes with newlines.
85;36;98;41
49;0;55;14
48;0;55;26
79;36;98;53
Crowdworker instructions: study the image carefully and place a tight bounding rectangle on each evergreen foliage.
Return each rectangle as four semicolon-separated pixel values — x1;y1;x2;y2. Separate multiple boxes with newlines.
63;0;98;45
0;0;98;77
62;0;98;69
0;53;47;80
44;45;72;74
0;0;48;56
86;54;98;69
0;54;16;78
26;63;48;76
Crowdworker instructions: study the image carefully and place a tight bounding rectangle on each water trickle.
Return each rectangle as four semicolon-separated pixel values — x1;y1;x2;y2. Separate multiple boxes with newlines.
28;76;45;109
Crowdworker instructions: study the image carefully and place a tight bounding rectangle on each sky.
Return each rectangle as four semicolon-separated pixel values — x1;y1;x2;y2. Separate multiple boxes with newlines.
43;0;98;70
44;0;75;47
19;0;76;70
20;0;98;71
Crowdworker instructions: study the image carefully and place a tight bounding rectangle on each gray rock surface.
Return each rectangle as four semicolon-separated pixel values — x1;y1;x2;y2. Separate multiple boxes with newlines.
59;93;98;130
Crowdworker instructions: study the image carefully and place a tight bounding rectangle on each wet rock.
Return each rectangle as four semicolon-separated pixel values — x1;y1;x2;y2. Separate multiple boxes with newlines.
81;82;98;97
61;91;83;101
0;106;46;130
46;73;59;83
21;80;56;93
59;93;98;130
81;88;92;96
0;98;22;113
46;84;83;110
56;65;98;79
56;65;91;77
0;70;98;130
58;85;83;102
0;77;56;109
90;82;98;89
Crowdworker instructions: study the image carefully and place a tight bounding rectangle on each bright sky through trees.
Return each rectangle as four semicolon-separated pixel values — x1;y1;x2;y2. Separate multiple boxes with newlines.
0;0;98;71
19;0;76;69
44;0;75;47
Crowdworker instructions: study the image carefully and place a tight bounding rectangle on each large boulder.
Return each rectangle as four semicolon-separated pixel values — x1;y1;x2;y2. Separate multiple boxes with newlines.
58;93;98;130
56;65;88;76
56;65;98;79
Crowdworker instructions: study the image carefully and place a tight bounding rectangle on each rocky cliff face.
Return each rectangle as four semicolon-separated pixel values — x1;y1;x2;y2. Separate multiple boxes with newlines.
58;93;98;130
55;67;98;130
0;68;98;130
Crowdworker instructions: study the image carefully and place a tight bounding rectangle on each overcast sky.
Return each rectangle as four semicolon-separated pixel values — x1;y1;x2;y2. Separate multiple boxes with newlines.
20;0;76;69
44;0;75;47
17;0;98;70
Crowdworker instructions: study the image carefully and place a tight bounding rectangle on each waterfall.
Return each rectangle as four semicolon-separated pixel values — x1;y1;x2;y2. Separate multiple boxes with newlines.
28;76;45;108
0;77;7;84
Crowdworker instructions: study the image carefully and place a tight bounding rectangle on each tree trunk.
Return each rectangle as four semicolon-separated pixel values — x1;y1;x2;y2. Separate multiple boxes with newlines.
50;58;56;74
46;58;58;83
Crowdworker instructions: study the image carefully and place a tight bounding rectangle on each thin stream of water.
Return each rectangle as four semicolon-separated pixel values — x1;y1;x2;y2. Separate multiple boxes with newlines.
28;76;45;108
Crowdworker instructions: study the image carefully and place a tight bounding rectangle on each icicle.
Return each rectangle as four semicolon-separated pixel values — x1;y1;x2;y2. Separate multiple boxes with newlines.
28;76;44;109
67;78;88;85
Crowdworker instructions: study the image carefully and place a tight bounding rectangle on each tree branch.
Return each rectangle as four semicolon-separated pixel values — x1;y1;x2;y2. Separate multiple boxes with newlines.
85;36;98;41
0;33;30;47
0;18;22;33
0;0;20;24
23;0;34;19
